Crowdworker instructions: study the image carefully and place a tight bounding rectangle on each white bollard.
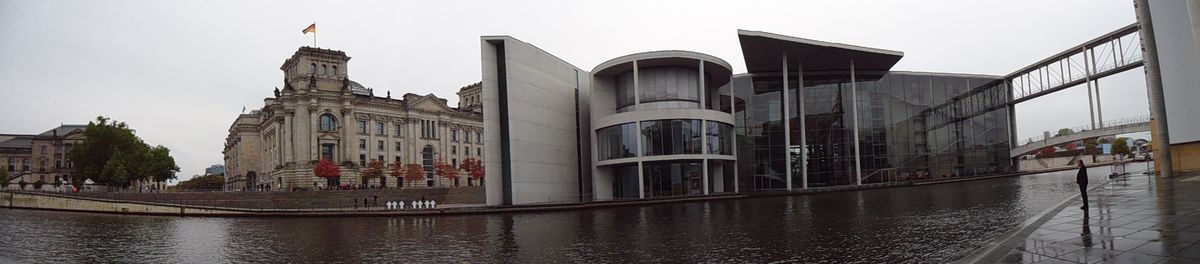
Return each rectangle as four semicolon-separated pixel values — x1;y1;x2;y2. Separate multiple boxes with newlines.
424;200;432;208
430;200;437;208
411;201;420;209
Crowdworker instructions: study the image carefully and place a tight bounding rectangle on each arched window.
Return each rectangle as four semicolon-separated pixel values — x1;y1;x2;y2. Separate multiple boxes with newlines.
332;65;338;76
310;63;317;74
318;114;337;131
322;64;328;75
422;145;434;186
22;158;30;171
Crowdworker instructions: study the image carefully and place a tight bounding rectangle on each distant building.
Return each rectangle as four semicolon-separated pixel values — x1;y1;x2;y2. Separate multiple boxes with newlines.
223;47;484;191
205;164;225;176
0;125;87;190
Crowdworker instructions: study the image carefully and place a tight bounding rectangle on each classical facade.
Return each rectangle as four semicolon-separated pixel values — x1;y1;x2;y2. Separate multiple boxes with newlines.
0;125;86;190
223;47;484;191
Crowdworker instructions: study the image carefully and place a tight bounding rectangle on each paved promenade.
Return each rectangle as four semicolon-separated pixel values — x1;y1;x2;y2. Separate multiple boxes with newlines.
972;172;1200;263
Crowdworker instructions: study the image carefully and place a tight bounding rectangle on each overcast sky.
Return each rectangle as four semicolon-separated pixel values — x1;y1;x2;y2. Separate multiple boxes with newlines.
0;0;1150;181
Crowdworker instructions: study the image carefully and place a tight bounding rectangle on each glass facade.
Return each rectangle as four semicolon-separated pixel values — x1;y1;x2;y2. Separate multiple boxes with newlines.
597;123;638;160
615;66;705;112
706;121;733;155
734;71;1012;192
641;119;703;156
642;160;704;198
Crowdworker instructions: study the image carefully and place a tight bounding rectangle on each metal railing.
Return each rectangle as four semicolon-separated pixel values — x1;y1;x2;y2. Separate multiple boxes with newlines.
1017;115;1150;147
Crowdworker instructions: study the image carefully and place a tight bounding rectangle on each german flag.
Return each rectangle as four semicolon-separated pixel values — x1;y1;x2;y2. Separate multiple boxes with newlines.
302;23;316;34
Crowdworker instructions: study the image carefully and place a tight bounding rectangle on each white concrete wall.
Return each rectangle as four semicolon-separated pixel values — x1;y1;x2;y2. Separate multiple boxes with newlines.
1151;0;1200;144
481;36;588;205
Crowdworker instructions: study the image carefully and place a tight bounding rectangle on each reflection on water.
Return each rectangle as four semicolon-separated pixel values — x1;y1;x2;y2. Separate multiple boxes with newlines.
0;166;1121;263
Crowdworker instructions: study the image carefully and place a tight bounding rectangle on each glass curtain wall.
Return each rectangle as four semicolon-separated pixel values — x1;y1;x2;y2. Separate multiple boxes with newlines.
642;160;703;197
641;119;703;156
735;76;787;191
611;164;641;199
735;71;1012;191
597;123;639;160
798;74;856;187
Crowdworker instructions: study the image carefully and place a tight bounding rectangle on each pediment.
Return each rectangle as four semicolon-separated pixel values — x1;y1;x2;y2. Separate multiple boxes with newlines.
317;132;341;140
409;94;454;112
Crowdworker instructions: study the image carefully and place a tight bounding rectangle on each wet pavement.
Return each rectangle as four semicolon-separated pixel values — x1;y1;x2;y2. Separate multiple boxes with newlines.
976;172;1200;263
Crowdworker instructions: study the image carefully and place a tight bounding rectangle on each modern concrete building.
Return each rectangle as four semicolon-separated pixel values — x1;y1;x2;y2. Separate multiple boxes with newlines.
224;47;484;191
1140;0;1200;173
482;31;1016;205
589;51;737;200
481;36;591;205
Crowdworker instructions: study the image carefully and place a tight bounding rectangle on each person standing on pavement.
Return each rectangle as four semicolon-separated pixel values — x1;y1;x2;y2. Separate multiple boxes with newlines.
1077;159;1089;210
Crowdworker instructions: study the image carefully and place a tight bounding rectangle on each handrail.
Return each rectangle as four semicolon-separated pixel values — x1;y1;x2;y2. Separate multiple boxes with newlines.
1016;115;1149;147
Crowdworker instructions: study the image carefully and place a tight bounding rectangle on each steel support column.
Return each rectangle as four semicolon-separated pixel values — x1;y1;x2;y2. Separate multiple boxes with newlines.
798;62;808;189
1134;0;1174;177
782;53;792;190
851;60;862;185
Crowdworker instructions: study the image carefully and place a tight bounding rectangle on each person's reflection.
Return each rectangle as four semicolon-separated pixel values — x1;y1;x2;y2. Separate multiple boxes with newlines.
1081;210;1093;248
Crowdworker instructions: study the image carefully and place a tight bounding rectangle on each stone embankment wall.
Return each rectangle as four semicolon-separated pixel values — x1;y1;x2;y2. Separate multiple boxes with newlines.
15;187;485;210
1;191;244;216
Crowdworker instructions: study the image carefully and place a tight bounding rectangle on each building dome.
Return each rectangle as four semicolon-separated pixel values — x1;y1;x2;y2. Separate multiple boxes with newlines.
349;80;371;96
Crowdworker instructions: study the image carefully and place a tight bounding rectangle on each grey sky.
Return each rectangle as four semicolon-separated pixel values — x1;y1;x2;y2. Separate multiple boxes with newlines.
0;0;1149;181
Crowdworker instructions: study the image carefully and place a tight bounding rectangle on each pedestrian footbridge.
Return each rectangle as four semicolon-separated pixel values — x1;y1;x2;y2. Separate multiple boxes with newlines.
1010;115;1150;158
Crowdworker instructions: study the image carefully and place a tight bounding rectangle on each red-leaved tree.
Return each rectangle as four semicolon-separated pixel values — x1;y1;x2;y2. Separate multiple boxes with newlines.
361;159;384;188
401;164;425;187
460;157;484;186
434;156;460;187
314;159;340;188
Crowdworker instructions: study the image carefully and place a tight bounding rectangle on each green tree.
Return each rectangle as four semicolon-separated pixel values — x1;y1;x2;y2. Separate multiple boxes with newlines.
173;174;226;190
1056;128;1074;137
1113;137;1132;158
0;167;8;188
1084;138;1099;155
142;145;180;183
69;116;178;188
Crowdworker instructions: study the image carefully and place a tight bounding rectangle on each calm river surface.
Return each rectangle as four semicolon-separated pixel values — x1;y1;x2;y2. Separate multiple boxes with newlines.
0;164;1138;263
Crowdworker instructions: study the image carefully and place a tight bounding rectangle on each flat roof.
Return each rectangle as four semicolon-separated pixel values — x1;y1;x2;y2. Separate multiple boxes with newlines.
738;30;904;73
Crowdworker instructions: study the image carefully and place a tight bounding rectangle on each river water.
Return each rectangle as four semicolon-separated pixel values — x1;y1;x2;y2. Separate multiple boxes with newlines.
0;164;1135;263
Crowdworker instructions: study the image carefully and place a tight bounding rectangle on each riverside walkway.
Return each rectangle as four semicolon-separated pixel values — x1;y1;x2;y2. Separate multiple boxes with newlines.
967;172;1200;263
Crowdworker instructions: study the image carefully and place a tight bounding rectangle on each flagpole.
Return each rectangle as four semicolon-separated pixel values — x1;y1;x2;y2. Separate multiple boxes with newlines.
313;21;317;47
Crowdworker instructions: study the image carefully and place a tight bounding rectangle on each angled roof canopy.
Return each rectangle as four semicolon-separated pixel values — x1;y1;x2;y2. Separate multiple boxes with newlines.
738;30;904;74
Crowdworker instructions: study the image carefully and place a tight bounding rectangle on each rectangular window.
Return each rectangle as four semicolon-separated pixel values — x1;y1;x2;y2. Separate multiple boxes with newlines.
378;140;384;151
320;144;334;161
451;129;458;142
477;147;481;156
420;120;428;138
359;154;366;166
378;155;384;162
465;147;470;156
476;132;481;144
395;142;402;152
395;124;402;137
464;130;471;143
452;146;457;155
358;120;367;134
452;159;457;167
394;156;401;163
359;139;366;149
377;122;385;135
